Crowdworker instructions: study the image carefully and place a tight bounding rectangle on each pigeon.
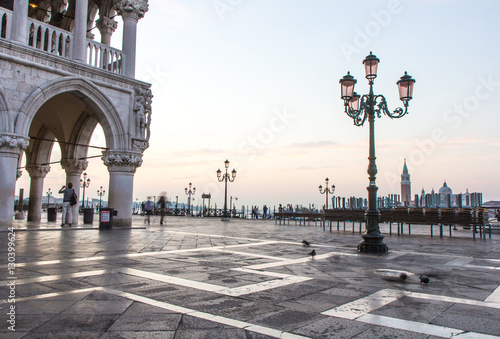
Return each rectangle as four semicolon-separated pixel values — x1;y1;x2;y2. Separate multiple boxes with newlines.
399;273;408;282
417;274;430;284
308;249;316;258
302;240;311;247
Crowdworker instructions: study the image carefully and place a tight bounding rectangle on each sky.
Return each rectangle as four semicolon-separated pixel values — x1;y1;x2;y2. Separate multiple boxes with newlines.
16;0;500;209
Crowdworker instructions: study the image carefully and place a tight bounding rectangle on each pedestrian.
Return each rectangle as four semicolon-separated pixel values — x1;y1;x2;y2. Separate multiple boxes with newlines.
144;197;154;225
158;193;166;225
58;182;75;227
496;209;500;221
263;205;268;219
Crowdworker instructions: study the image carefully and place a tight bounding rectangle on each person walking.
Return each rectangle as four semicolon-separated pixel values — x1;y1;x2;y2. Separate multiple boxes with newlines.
144;197;154;225
158;193;166;225
59;182;75;227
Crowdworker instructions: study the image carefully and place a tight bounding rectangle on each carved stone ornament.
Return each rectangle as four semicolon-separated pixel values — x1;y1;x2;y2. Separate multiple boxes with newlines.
0;134;30;154
113;0;149;20
25;165;51;178
132;138;149;152
133;86;153;140
102;151;143;173
60;159;89;174
17;169;23;180
96;17;118;34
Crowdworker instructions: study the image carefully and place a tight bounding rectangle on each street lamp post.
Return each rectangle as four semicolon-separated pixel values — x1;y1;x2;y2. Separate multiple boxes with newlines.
97;186;106;211
319;178;335;209
80;172;91;208
185;183;196;216
46;188;52;208
339;51;415;254
216;159;237;221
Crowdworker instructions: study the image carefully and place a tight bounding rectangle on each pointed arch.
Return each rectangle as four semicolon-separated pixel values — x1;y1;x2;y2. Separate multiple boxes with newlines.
15;76;127;150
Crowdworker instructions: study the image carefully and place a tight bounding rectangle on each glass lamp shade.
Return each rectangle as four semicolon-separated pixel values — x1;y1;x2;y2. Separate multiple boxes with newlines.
339;72;356;100
363;52;380;79
193;187;196;193
87;179;91;185
231;169;237;179
217;169;221;178
325;178;329;185
224;159;230;169
332;184;336;193
349;92;360;111
318;185;323;192
397;71;416;102
184;188;188;194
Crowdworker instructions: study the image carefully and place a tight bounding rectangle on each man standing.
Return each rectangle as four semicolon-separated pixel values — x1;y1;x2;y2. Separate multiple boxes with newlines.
59;183;75;227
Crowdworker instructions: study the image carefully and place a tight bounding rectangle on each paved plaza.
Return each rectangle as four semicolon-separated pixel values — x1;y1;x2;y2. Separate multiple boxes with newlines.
1;215;499;338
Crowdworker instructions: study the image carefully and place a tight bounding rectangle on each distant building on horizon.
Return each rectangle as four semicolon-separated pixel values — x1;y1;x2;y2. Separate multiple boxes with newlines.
399;161;482;208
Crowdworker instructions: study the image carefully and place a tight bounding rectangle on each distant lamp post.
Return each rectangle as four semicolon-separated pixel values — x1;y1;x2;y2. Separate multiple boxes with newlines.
216;159;237;221
185;183;196;216
80;172;91;208
97;186;106;210
339;51;415;254
46;188;52;207
318;178;335;209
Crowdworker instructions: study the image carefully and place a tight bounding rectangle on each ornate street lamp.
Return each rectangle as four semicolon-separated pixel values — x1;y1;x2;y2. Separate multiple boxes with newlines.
97;186;106;211
46;188;52;207
216;159;237;221
80;172;91;208
339;52;415;254
319;178;335;209
184;183;196;216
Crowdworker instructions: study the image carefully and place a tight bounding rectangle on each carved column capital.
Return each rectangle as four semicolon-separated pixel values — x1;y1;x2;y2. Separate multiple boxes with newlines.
25;165;51;179
0;134;30;155
96;16;118;35
102;151;143;173
61;159;88;175
113;0;149;21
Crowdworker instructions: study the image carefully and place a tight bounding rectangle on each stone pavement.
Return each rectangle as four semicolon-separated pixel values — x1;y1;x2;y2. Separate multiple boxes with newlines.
1;215;499;338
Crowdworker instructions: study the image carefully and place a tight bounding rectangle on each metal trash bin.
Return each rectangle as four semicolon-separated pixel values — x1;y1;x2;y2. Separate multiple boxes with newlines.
99;208;114;229
47;207;57;222
83;208;94;224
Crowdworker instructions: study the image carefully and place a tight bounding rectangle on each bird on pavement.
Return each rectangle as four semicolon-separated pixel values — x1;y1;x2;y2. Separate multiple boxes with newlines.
302;240;311;247
417;274;430;284
308;249;316;258
399;273;408;282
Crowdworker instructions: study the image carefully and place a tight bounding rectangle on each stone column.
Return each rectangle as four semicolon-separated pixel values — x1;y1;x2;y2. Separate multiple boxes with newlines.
25;165;50;222
102;151;143;227
73;0;89;62
96;16;118;46
11;0;29;43
114;0;149;78
0;134;30;226
61;159;88;224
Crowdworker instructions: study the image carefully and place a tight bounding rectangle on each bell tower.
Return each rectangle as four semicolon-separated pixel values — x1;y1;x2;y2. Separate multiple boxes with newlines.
401;159;411;206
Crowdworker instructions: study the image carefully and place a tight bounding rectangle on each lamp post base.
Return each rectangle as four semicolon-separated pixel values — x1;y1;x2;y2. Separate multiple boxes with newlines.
357;232;388;254
221;217;230;222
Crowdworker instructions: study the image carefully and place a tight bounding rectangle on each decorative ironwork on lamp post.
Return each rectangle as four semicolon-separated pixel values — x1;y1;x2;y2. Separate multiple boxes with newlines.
97;186;106;211
185;183;196;216
339;51;415;254
80;172;91;208
319;178;335;209
216;159;236;221
46;188;52;207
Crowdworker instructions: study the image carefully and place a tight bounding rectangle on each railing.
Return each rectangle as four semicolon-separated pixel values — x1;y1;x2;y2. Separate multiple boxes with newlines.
1;13;126;75
87;40;125;75
0;8;12;39
27;17;73;58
